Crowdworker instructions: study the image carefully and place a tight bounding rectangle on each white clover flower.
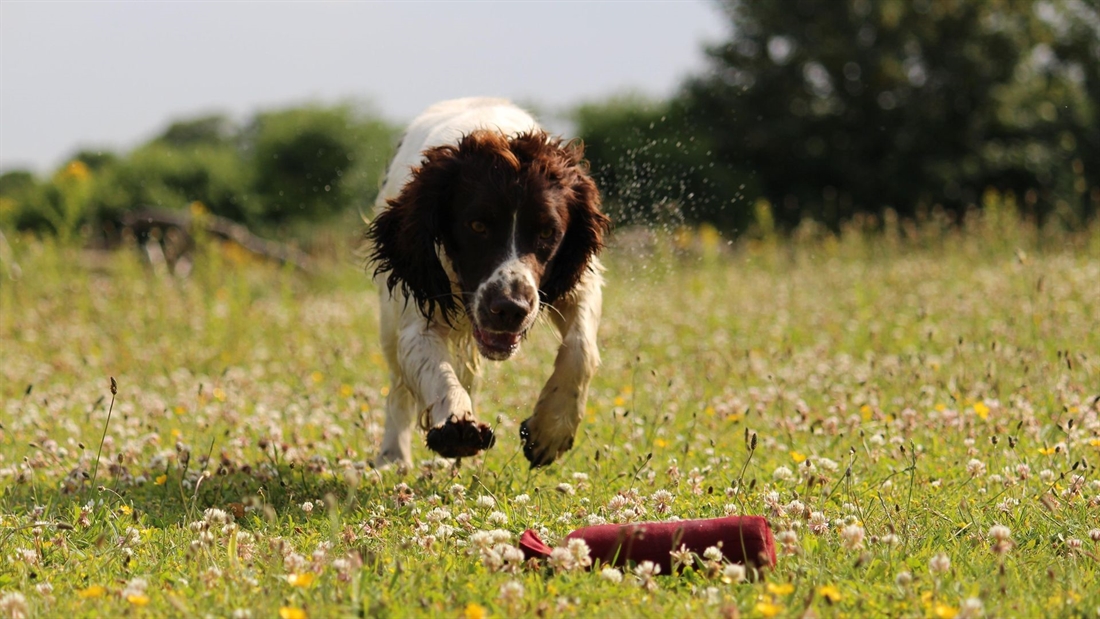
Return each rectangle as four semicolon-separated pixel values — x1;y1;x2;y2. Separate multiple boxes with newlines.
772;466;794;482
425;507;451;523
634;561;660;578
487;511;508;525
499;580;525;603
966;459;986;477
809;511;829;535
703;546;724;562
475;495;496;509
777;529;799;554
120;577;148;599
929;553;951;574
600;567;623;583
283;552;308;573
566;538;593;570
840;523;865;550
548;547;576;572
702;586;721;605
512;494;531;505
722;563;746;583
12;549;37;567
203;507;232;525
988;524;1011;542
0;592;28;619
633;560;661;590
556;482;575;495
958;597;984;619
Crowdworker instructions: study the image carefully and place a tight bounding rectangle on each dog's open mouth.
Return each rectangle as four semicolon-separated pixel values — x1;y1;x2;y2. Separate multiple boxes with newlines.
473;327;523;359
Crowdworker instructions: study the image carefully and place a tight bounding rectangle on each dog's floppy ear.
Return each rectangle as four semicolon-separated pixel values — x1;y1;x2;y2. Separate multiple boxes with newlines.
367;145;461;323
540;139;611;304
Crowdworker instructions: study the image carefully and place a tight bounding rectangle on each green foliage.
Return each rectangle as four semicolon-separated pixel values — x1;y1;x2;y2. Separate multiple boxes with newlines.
683;0;1099;229
245;105;394;226
1;104;398;238
119;141;257;221
573;96;759;231
0;171;49;231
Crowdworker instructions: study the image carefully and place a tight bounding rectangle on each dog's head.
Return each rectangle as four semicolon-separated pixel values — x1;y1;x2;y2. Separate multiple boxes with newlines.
368;130;609;360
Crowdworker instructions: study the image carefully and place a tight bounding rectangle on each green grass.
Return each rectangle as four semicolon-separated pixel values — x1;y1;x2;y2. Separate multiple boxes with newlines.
1;217;1098;618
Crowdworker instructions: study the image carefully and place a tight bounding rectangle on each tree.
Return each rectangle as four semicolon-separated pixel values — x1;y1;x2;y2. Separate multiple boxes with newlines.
245;105;396;226
573;95;759;231
681;0;1098;229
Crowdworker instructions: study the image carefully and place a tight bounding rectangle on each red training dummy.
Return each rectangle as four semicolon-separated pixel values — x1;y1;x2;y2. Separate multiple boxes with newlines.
520;515;776;573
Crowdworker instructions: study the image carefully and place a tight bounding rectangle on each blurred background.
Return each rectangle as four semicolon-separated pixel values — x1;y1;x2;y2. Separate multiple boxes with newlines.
2;0;1097;247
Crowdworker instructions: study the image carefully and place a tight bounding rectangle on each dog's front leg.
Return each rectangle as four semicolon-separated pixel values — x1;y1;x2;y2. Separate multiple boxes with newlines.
522;268;603;467
398;321;495;459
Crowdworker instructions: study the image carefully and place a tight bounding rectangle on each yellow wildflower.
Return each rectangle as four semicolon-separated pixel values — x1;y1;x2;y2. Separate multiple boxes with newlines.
287;573;315;587
791;451;807;463
818;585;841;602
933;603;958;618
78;585;106;598
464;603;487;619
754;600;783;617
1038;446;1057;456
973;402;990;420
340;384;354;398
279;607;307;619
127;594;150;606
155;474;168;485
766;582;795;596
311;371;323;384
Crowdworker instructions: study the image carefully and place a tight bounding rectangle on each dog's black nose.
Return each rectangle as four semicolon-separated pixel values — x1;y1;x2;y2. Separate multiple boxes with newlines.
489;295;532;330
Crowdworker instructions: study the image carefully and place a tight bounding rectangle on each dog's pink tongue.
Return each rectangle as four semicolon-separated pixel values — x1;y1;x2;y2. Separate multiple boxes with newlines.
479;330;520;349
484;329;517;349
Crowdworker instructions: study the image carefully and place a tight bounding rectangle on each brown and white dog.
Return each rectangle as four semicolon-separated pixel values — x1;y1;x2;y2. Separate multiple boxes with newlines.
367;98;610;468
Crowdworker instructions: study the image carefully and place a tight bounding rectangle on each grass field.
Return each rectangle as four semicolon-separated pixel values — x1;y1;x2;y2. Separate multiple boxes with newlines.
1;215;1098;618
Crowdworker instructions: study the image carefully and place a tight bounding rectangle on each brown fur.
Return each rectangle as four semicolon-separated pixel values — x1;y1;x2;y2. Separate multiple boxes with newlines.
368;130;610;324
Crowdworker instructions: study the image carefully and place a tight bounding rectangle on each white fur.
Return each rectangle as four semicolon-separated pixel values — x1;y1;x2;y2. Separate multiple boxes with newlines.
372;98;603;466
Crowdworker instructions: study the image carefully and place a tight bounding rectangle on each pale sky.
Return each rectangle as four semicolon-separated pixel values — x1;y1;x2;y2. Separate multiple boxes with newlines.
0;1;726;173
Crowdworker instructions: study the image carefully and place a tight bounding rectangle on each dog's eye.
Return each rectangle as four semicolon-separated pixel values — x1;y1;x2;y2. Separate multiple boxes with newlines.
539;228;555;240
470;221;487;234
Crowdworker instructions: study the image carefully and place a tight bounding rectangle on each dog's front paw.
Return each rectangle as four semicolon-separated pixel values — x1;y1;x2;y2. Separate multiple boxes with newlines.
519;416;577;468
426;415;496;459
